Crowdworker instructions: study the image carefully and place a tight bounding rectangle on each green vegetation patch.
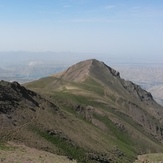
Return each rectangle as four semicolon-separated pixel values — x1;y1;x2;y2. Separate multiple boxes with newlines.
0;144;8;150
25;77;53;88
93;113;136;160
0;142;15;151
75;77;104;96
34;128;88;162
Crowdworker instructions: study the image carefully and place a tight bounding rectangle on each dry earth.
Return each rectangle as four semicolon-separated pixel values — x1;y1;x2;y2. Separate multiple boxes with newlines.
0;142;76;163
134;153;163;163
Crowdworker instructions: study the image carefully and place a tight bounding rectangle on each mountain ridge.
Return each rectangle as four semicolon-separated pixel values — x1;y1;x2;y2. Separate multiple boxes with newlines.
1;59;163;162
51;59;161;113
26;59;163;140
53;59;120;82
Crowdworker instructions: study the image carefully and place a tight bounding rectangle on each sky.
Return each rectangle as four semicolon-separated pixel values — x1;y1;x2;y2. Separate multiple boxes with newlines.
0;0;163;60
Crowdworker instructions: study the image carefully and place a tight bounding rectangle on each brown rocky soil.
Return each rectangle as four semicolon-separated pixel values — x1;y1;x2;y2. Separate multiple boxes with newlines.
0;142;76;163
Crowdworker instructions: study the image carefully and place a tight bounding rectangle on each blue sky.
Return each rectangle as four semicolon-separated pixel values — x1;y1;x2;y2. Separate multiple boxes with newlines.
0;0;163;59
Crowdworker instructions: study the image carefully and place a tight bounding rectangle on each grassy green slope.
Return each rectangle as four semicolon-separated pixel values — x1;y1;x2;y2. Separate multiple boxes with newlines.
24;75;163;162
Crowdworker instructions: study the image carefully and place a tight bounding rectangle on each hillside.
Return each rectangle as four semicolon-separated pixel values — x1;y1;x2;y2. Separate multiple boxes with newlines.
0;142;76;163
25;59;163;162
0;80;131;162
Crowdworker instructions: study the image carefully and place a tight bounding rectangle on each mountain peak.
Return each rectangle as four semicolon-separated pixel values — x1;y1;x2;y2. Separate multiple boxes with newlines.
53;59;120;82
88;59;120;77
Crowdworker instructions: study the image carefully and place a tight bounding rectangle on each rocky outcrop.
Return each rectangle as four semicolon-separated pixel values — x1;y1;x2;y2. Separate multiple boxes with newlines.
0;80;58;114
120;79;154;103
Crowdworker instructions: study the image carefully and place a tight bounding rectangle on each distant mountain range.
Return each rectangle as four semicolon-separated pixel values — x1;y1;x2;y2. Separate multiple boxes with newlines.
1;59;163;162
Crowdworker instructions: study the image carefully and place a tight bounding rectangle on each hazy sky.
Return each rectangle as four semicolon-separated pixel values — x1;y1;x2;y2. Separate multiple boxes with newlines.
0;0;163;59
